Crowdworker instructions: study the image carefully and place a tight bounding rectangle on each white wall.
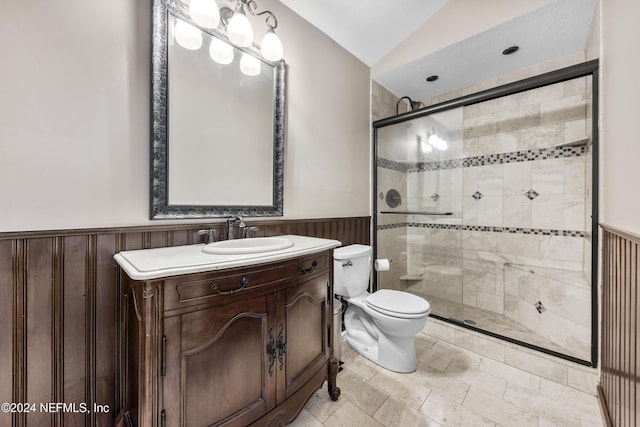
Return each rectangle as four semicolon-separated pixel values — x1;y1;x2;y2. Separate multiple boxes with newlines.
267;0;371;220
0;0;371;232
601;0;640;233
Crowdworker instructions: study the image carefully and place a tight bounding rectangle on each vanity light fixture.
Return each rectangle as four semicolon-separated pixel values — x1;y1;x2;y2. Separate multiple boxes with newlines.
227;6;254;47
260;28;284;62
189;0;220;29
179;0;284;62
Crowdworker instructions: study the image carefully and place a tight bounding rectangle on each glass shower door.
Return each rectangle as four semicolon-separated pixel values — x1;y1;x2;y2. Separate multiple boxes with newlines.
373;62;598;366
374;108;464;321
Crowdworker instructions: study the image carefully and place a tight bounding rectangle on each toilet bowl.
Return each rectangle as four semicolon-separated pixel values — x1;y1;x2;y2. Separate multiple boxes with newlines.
333;245;430;373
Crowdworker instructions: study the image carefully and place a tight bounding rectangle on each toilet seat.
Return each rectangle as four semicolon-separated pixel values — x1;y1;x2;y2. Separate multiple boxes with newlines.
365;289;431;319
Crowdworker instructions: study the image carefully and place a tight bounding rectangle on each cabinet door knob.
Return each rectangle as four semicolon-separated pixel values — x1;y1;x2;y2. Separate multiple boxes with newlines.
298;260;318;274
210;276;249;295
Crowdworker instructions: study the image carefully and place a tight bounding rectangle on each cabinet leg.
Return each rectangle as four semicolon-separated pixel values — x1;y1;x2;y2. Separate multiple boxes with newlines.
328;357;341;401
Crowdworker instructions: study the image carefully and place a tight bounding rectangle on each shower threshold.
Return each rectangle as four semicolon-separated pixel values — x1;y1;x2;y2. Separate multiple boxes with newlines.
421;294;589;362
448;317;477;326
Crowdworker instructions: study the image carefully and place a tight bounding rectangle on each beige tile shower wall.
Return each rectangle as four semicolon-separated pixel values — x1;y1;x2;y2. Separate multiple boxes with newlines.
374;54;592;320
462;230;584;315
376;226;407;291
583;147;593;280
407;227;463;305
503;264;591;358
463;79;588;154
460;76;589;314
421;52;587;108
372;82;408;291
418;54;591;316
372;80;407;122
377;168;407;220
583;76;594;281
406;169;464;217
462;157;587;230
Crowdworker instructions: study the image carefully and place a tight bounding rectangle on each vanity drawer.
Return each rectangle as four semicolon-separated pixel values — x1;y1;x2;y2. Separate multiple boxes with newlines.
163;252;329;310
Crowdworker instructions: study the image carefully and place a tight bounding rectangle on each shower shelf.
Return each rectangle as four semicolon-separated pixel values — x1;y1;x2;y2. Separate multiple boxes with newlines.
553;137;590;148
400;274;425;281
380;211;453;215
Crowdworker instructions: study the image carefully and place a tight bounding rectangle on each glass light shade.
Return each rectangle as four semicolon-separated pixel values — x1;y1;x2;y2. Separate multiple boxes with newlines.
260;30;283;61
239;53;261;76
174;20;203;50
227;10;254;47
189;0;220;29
209;38;234;64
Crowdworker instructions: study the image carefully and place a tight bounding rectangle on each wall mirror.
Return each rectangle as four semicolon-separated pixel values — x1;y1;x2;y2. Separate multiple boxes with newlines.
150;0;285;219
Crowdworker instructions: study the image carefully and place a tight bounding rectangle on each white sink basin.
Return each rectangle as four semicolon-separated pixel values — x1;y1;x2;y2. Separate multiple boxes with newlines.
202;237;294;255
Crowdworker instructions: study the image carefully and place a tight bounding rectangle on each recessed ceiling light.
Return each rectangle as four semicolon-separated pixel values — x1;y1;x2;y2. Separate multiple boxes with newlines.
426;75;439;82
502;45;519;55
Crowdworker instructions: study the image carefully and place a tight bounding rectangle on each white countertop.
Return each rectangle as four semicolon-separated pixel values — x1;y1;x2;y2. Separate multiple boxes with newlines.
113;235;342;281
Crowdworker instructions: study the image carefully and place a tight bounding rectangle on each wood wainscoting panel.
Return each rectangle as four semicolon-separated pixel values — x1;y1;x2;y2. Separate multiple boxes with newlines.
0;216;369;426
26;238;54;426
62;235;88;427
95;234;118;427
599;224;639;427
0;240;14;427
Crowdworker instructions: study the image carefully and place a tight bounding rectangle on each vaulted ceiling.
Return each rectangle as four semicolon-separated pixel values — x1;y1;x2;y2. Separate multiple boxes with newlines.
280;0;597;100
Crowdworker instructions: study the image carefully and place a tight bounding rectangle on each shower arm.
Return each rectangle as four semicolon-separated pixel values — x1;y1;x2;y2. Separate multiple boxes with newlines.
396;96;422;115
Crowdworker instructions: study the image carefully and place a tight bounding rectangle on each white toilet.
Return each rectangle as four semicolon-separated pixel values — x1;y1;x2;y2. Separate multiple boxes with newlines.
333;244;431;373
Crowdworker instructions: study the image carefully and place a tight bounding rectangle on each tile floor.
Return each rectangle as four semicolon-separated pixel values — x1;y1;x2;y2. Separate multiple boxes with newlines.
291;332;604;427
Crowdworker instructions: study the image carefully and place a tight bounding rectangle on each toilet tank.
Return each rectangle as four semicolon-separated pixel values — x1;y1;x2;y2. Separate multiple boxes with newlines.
333;244;372;298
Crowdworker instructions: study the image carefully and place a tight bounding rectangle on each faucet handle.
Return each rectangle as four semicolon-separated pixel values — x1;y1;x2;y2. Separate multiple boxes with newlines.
197;228;216;243
244;226;259;238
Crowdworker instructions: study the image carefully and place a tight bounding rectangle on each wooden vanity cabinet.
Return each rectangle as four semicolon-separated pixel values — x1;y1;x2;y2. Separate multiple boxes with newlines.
121;250;340;427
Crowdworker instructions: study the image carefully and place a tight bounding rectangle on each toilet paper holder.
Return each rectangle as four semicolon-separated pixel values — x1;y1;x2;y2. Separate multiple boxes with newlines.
374;258;391;272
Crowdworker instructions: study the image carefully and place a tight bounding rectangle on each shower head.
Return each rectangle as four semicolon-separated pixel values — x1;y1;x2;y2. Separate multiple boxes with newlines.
396;96;422;115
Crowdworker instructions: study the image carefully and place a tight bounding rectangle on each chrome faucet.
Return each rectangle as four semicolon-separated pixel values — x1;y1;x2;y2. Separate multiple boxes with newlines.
227;216;245;240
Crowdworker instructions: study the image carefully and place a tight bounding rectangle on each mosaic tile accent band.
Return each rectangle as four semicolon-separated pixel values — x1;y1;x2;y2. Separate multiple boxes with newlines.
377;222;586;238
377;145;588;173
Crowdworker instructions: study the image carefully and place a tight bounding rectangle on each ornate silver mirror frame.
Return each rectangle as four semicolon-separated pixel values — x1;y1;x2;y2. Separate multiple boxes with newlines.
150;0;285;219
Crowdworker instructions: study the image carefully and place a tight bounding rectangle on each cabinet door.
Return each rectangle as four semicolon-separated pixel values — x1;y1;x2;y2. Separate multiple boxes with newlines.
163;293;277;426
278;275;329;400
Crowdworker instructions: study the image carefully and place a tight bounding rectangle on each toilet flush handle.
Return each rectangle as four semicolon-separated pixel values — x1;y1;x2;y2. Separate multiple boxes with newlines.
342;260;353;267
